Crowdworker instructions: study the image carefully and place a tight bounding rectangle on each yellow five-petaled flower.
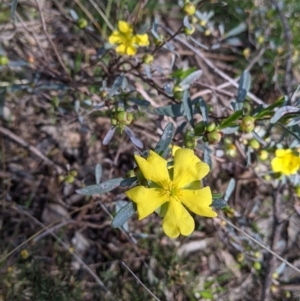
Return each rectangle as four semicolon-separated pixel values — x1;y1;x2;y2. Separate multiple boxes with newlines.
125;148;217;238
271;149;300;176
109;21;149;56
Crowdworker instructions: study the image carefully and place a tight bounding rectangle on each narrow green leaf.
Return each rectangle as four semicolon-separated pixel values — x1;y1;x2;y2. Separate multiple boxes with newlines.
76;178;123;195
109;75;125;96
179;70;202;88
237;71;251;104
11;0;19;24
95;164;102;185
224;22;247;39
270;106;300;124
252;131;266;146
120;177;137;187
277;123;300;142
111;202;136;228
204;144;212;169
154;103;184;117
224;178;235;202
155;122;174;157
219;110;243;129
182;90;194;126
198;99;208;123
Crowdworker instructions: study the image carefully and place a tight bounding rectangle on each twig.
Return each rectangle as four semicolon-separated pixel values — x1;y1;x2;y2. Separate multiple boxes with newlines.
0;126;64;174
122;262;161;301
218;215;300;274
269;0;293;97
260;186;283;301
15;206;117;300
163;26;265;106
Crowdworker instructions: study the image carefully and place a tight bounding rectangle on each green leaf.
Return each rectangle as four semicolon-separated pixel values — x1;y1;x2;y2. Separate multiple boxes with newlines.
154;103;184;117
203;144;212;170
223;22;247;39
170;67;197;81
11;0;19;24
111;202;136;228
95;164;102;185
237;71;251;104
270;106;300;124
254;97;285;119
109;75;125;97
179;70;202;89
197;98;209;124
76;178;123;195
182;90;194;126
220;126;239;134
252;130;266;146
120;177;137;187
224;178;235;202
155;122;174;157
277;123;300;142
219;110;243;129
212;199;227;209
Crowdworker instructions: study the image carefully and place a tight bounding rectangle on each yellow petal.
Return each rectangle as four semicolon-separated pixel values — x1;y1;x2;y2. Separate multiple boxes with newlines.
125;186;167;219
162;200;194;238
109;31;122;44
135;34;149;46
126;45;137;56
134;151;170;187
173;148;209;188
118;20;132;33
116;44;126;55
180;186;217;217
275;149;291;157
172;145;181;156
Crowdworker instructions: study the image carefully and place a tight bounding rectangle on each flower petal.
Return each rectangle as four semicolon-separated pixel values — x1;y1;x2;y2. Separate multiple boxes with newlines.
180;186;217;217
109;31;122;44
162;200;194;238
173;148;209;188
275;149;291;157
271;157;282;173
134;151;170;187
118;20;132;33
126;45;137;56
116;44;126;55
135;34;149;46
125;186;167;219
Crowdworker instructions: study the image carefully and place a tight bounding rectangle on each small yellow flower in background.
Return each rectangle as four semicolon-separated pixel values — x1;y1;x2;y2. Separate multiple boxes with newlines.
125;148;217;238
271;149;300;176
20;249;29;259
108;20;149;56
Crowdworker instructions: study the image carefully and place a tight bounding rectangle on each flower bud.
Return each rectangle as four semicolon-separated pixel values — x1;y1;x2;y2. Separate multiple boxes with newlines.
183;3;196;16
184;25;195;35
111;118;117;125
184;129;196;149
70;170;78;177
249;138;260;150
226;144;237;158
100;90;108;98
242;101;251;114
258;150;269;161
243;48;251;59
173;85;184;101
78;18;88;29
0;55;9;65
207;130;222;144
199;20;207;27
206;122;216;132
194;121;205;136
253;261;261;271
240;116;255;133
116;111;134;125
126;169;136;178
65;175;75;184
237;253;244;262
142;54;154;64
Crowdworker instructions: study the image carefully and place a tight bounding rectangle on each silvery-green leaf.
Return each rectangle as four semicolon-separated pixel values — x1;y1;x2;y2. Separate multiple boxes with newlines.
179;70;202;88
155;122;174;157
182;90;194;126
128;98;150;107
112;202;136;228
120;177;137;187
95;164;102;184
223;22;247;39
76;178;123;195
103;126;116;145
183;16;192;30
124;126;143;148
224;178;235;202
109;75;125;97
164;83;173;96
220;126;239;134
252;131;266;146
270;106;300;124
69;9;79;21
203;143;212;169
154;103;184;117
189;36;209;50
11;0;19;24
237;70;251;104
198;99;208;123
212;198;227;209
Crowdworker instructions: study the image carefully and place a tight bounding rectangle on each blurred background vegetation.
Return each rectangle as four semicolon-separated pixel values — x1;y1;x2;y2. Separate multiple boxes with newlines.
0;0;300;300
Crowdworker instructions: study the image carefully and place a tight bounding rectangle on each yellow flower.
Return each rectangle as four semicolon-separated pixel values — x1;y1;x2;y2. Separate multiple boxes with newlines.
125;148;217;238
271;149;300;176
108;21;149;56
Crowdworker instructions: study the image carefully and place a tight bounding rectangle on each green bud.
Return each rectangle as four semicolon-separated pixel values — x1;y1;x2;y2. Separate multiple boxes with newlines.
58;175;65;183
184;129;196;149
206;122;216;132
258;150;268;161
173;85;184;101
249;138;260;149
225;144;237;158
70;170;78;177
183;3;196;16
194;121;206;136
207;130;222;144
295;185;300;197
253;261;261;271
116;111;134;125
142;54;154;64
65;175;75;184
0;55;9;65
99;90;108;98
237;253;244;262
126;169;136;178
78;18;88;29
240;116;255;133
243;101;252;115
184;24;195;35
154;34;165;46
111;118;117;125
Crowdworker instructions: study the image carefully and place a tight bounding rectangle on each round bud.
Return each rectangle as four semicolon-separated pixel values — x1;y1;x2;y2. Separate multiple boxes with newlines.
100;90;108;98
0;55;9;65
183;3;196;16
78;18;88;29
249;138;260;150
70;170;78;177
126;169;136;178
237;253;244;262
194;121;205;136
207;130;222;145
173;85;184;101
240;116;255;133
226;144;237;158
199;20;207;27
206;122;216;132
184;129;196;149
258;150;269;161
253;261;261;271
116;111;134;125
65;175;75;184
242;101;252;114
184;25;195;35
142;54;154;65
